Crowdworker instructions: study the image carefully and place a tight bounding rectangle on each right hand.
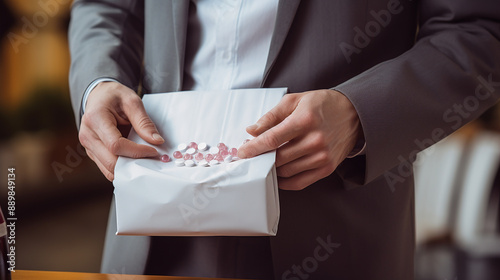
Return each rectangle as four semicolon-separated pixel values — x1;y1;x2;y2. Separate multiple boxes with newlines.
79;81;164;181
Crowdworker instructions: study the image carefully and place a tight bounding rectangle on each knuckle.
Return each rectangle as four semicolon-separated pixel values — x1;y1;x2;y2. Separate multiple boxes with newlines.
107;139;121;154
310;132;328;150
282;93;297;104
78;131;91;148
83;111;107;129
261;110;278;125
316;151;331;165
121;94;143;112
81;113;96;127
123;93;142;106
298;111;320;129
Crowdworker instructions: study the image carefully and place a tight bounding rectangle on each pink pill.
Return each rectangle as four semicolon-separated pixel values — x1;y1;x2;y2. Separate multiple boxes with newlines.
195;153;204;161
220;149;229;157
215;154;224;162
188;142;198;150
217;143;227;150
173;151;183;159
160;154;170;162
205;153;214;161
184;153;193;160
229;148;238;157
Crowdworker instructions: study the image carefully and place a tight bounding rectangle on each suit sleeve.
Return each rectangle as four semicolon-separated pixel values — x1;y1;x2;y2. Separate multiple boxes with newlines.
335;0;500;185
68;0;144;128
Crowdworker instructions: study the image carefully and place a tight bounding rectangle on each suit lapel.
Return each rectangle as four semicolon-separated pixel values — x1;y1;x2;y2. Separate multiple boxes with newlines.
261;0;301;87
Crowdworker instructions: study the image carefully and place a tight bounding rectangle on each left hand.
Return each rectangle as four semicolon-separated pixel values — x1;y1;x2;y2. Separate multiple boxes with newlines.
238;89;362;190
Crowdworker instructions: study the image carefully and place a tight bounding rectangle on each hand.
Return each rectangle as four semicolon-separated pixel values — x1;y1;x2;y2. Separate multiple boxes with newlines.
79;82;164;181
238;89;362;190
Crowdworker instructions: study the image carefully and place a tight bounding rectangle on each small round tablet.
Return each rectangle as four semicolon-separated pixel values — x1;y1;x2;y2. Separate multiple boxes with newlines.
185;160;196;167
205;153;214;161
215;154;224;162
198;142;208;151
177;143;188;152
160;154;170;162
195;152;204;161
209;160;219;166
198;159;209;167
175;159;185;166
186;148;196;155
220;149;229;157
184;153;193;160
224;155;233;163
217;143;227;149
188;142;198;150
209;147;219;154
173;151;183;159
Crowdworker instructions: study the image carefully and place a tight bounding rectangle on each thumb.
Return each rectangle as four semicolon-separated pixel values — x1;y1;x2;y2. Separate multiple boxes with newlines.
246;94;297;136
123;97;164;145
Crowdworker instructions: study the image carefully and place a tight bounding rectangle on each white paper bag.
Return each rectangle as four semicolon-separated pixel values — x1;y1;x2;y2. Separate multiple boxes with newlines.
113;88;286;236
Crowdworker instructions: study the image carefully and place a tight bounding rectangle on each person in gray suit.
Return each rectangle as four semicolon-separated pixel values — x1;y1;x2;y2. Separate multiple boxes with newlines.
68;0;500;279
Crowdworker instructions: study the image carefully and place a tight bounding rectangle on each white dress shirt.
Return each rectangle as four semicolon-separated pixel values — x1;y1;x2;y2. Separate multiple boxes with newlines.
182;0;279;90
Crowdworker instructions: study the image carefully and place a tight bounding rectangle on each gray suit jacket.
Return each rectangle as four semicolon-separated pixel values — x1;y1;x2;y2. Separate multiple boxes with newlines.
68;0;500;279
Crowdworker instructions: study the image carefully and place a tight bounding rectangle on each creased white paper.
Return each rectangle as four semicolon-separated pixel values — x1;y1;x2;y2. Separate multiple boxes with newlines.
113;88;286;236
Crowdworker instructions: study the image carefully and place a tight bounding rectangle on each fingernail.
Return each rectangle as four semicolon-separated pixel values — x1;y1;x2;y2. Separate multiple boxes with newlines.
247;124;258;131
238;150;247;159
152;133;164;142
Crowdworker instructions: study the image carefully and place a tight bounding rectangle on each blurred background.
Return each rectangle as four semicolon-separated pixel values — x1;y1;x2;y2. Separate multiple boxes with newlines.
0;1;499;279
0;0;112;274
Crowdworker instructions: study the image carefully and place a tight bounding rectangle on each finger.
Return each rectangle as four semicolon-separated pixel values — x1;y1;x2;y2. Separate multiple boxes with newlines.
238;117;304;159
122;95;164;145
246;94;298;136
80;127;120;176
276;150;332;178
278;165;334;191
274;131;326;167
92;111;160;158
87;150;115;181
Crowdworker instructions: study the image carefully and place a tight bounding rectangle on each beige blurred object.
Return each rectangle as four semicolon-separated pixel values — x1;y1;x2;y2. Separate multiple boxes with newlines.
9;131;54;187
0;0;71;107
6;0;72;17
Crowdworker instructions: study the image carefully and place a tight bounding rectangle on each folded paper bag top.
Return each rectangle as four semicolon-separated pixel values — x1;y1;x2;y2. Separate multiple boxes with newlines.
113;88;287;236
